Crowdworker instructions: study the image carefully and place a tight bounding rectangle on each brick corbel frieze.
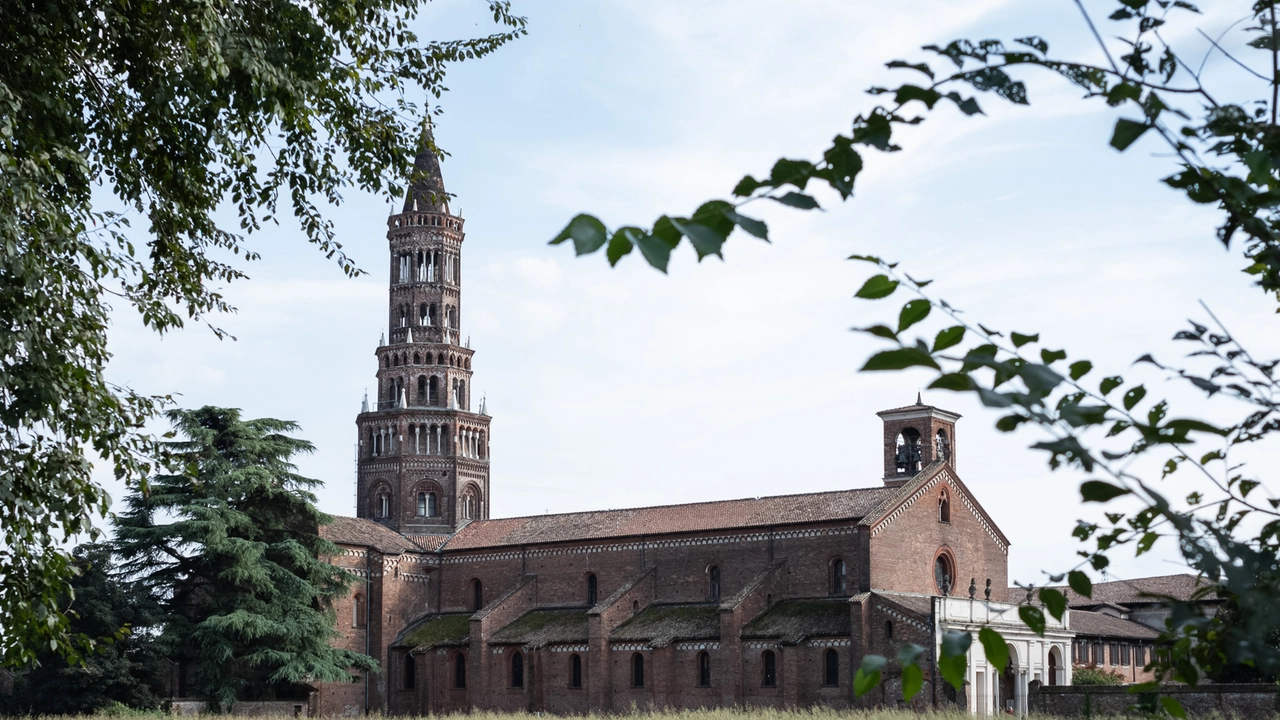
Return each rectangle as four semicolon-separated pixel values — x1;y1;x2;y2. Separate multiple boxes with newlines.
586;567;655;711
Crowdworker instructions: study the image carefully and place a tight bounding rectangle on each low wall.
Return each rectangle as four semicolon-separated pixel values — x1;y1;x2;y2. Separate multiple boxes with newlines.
170;700;312;716
1029;683;1279;717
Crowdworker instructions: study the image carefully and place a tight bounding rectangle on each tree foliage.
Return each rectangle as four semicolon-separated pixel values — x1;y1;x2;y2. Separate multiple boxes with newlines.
0;544;168;715
0;0;523;666
554;0;1280;707
113;407;376;710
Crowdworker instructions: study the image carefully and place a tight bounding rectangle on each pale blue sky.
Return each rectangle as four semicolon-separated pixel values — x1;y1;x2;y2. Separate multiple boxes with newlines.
101;0;1278;588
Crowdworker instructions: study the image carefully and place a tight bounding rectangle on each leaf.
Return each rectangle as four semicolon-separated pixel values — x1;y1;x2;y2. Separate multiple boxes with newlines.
723;209;768;240
1011;331;1039;347
931;373;976;391
933;326;965;352
898;300;931;332
1068;571;1092;599
733;175;762;197
606;228;636;266
772;192;820;209
1020;364;1064;393
853;654;887;696
1039;588;1067;620
860;325;898;340
855;274;899;299
995;413;1027;432
1040;348;1067;364
1160;696;1188;719
1069;361;1093;380
1019;605;1046;635
768;158;817;190
549;214;608;255
1164;418;1228;436
978;627;1008;671
901;663;923;701
670;220;726;260
1110;118;1150;151
1100;376;1124;395
862;347;941;372
938;630;971;691
885;60;935;79
1123;385;1146;411
822;136;863;199
1081;480;1130;503
634;234;673;273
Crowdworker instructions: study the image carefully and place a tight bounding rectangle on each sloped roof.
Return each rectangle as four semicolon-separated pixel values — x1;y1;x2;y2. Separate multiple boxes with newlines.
1070;610;1160;639
402;139;449;213
392;613;471;650
611;604;720;645
1044;574;1214;608
405;535;450;552
491;609;589;647
322;515;424;554
741;598;851;641
873;591;933;618
442;488;896;551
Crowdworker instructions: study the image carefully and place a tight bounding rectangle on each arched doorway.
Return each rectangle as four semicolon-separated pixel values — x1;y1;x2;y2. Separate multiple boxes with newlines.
999;644;1019;714
1047;646;1062;686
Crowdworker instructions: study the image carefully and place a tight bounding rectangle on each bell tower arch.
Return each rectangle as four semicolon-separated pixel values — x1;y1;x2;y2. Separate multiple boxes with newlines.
876;394;959;487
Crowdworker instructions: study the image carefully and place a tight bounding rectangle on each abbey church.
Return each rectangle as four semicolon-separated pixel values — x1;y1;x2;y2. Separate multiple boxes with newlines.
307;145;1165;716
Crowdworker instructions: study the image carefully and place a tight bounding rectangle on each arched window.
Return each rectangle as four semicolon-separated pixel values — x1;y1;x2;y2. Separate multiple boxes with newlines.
895;427;923;475
632;600;639;616
708;566;721;601
936;428;950;461
823;649;839;686
382;356;389;369
465;358;471;369
417;376;426;402
427;492;437;517
939;489;951;523
417;492;426;517
697;651;711;687
419;303;428;324
471;580;483;611
403;653;416;689
353;593;366;628
428;376;439;405
454;653;467;689
413;352;420;364
378;493;390;519
570;654;582;689
511;652;524;688
885;620;894;639
762;650;777;687
586;573;598;606
831;559;847;596
631;653;645;688
934;553;954;595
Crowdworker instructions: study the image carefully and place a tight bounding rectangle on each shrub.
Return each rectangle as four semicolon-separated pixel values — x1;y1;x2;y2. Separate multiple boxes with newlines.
1073;667;1126;686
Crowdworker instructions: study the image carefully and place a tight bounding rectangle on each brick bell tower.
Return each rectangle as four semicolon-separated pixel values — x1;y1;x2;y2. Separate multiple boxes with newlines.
877;393;959;488
355;137;491;537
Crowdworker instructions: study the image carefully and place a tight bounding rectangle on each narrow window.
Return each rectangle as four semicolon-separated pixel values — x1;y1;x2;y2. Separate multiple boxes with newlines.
823;649;839;686
379;494;389;519
427;492;437;517
885;620;894;639
570;654;582;689
939;489;951;523
353;593;366;628
428;376;439;405
709;566;721;601
697;651;711;687
417;375;426;401
934;554;953;595
417;492;427;517
586;573;598;606
936;428;950;460
1121;644;1130;666
631;653;645;688
762;650;777;687
454;653;466;688
1110;642;1119;666
419;303;428;324
632;600;639;616
403;653;416;689
831;559;847;596
472;580;483;611
511;652;524;688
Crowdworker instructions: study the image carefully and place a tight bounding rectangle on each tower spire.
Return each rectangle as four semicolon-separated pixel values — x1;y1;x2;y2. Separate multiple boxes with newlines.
402;132;449;214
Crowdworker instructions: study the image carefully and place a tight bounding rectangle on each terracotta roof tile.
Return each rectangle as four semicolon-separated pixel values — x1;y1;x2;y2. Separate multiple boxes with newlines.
443;488;896;551
1041;574;1214;608
405;535;450;552
611;604;720;645
322;515;423;554
741;598;851;641
1070;610;1160;639
491;609;589;647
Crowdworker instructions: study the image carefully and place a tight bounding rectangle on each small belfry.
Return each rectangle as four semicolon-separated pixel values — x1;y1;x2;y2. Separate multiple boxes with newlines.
354;137;491;538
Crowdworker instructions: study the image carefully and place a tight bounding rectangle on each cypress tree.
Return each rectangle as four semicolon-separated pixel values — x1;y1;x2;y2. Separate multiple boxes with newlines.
115;406;377;710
